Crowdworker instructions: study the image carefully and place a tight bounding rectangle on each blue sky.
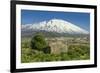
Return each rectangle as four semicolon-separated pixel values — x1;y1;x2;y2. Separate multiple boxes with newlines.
21;10;90;31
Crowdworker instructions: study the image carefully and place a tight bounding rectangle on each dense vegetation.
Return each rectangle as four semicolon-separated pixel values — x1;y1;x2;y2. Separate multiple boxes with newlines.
30;34;48;51
21;34;90;63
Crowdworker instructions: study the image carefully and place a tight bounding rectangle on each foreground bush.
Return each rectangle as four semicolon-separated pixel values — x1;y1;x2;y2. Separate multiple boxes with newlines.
21;45;90;63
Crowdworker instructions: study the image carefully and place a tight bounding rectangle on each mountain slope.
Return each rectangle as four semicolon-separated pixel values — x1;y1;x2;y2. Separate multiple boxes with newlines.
21;19;89;37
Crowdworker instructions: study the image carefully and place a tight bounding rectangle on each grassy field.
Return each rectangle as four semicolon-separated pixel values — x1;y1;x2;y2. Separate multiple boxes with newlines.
21;37;90;63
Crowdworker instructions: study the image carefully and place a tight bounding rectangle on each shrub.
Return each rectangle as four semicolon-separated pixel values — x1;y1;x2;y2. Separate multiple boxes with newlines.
30;33;47;51
43;46;51;54
21;42;30;48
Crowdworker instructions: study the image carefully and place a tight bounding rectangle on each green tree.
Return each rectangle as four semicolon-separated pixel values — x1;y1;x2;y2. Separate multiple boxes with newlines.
30;33;47;51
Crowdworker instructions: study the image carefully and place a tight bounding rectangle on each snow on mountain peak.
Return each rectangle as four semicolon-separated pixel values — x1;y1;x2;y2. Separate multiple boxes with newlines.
22;19;89;34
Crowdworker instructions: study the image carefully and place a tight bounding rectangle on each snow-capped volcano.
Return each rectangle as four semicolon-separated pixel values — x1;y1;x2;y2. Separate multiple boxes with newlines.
22;19;89;34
